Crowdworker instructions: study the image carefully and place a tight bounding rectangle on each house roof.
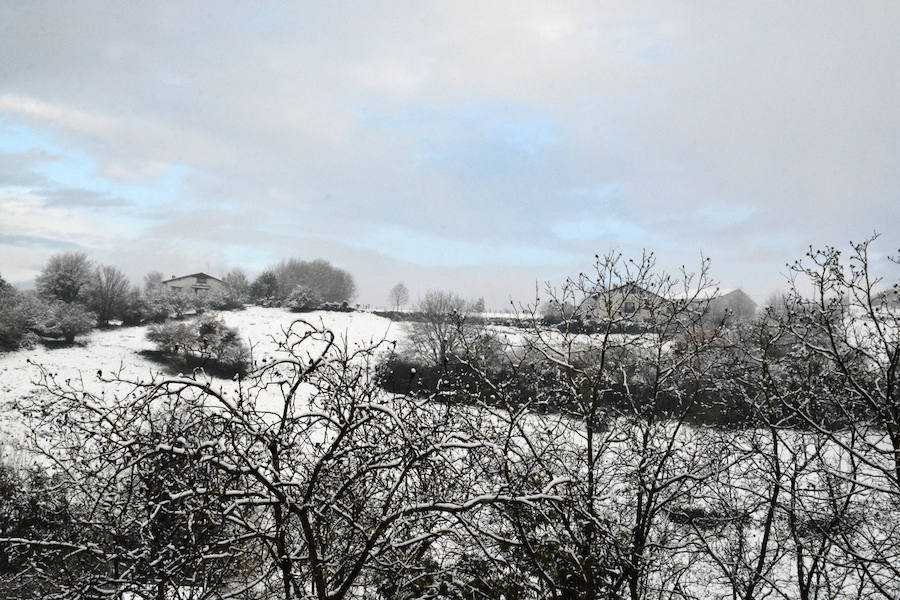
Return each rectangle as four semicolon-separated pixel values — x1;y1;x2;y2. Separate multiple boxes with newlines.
161;272;223;284
604;283;665;297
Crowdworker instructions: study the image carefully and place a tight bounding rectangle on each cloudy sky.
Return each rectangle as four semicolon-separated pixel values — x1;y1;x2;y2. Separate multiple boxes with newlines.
1;2;898;308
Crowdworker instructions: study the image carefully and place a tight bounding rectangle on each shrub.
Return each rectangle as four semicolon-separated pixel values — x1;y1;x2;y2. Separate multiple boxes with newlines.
0;460;75;578
206;288;245;311
17;332;41;350
120;288;148;326
284;285;322;312
142;289;174;323
0;295;28;351
320;301;353;312
147;321;196;355
1;293;53;350
42;302;96;343
147;314;248;375
190;291;210;315
167;290;193;319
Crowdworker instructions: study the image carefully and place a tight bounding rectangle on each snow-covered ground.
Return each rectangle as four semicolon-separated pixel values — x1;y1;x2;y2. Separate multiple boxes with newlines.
0;307;400;439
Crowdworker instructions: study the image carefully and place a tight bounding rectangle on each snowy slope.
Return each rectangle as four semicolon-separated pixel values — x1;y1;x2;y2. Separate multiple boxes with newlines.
0;307;399;439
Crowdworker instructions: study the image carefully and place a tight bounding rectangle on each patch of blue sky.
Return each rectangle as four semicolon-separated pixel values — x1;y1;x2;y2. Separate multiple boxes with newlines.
562;183;620;203
351;226;575;268
693;203;756;230
551;217;649;244
354;100;559;173
0;120;188;211
0;121;60;153
610;22;673;65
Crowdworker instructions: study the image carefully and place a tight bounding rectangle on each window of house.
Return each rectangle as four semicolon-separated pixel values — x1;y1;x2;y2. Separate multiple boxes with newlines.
623;301;636;314
171;286;181;292
196;276;207;284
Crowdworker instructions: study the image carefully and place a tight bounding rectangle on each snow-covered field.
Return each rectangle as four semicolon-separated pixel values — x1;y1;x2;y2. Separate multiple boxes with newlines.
0;307;401;439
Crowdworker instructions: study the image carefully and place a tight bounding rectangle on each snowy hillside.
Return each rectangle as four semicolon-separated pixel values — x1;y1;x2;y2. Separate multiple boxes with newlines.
0;307;400;438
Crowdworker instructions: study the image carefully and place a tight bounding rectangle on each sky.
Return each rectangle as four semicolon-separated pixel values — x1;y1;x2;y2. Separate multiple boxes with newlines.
1;2;898;309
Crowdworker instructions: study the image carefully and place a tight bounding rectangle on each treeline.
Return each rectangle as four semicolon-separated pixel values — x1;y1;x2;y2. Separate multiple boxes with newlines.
0;254;357;351
250;258;356;307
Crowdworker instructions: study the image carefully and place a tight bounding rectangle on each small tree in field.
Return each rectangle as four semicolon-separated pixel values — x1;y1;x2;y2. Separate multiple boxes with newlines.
222;268;250;296
405;290;471;367
168;290;193;319
35;252;93;304
388;282;409;311
143;270;164;293
88;264;131;326
43;301;96;343
250;270;279;304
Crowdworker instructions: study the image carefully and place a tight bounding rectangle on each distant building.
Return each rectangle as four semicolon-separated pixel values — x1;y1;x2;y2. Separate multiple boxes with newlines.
161;272;225;295
703;289;758;324
580;284;670;323
875;288;900;308
580;284;757;325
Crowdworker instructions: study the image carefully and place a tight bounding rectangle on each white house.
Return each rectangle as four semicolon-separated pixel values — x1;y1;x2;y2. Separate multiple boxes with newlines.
580;284;757;325
161;272;225;295
580;284;671;323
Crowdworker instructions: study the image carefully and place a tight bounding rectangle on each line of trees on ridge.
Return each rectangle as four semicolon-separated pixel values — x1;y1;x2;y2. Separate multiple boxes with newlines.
0;254;357;351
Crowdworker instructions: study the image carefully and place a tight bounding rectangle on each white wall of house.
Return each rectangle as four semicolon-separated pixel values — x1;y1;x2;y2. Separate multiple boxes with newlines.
161;273;225;295
582;287;667;323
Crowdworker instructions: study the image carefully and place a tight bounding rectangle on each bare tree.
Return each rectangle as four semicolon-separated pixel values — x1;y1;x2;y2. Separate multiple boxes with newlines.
387;282;409;312
767;234;900;597
222;268;250;299
88;264;131;326
405;290;471;367
782;234;900;490
143;270;164;293
442;250;730;600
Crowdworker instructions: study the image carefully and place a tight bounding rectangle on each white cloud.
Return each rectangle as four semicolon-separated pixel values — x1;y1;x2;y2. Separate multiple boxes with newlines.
0;189;139;250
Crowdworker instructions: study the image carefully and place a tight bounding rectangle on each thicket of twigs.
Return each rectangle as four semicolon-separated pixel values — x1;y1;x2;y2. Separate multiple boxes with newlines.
1;236;898;600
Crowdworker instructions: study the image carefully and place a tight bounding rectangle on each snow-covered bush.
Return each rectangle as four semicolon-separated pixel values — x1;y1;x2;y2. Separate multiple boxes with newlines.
0;296;31;352
0;282;49;350
142;288;175;323
206;287;245;311
147;313;248;374
119;288;148;326
284;284;322;312
34;252;93;303
42;302;96;343
17;331;40;350
167;290;193;319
